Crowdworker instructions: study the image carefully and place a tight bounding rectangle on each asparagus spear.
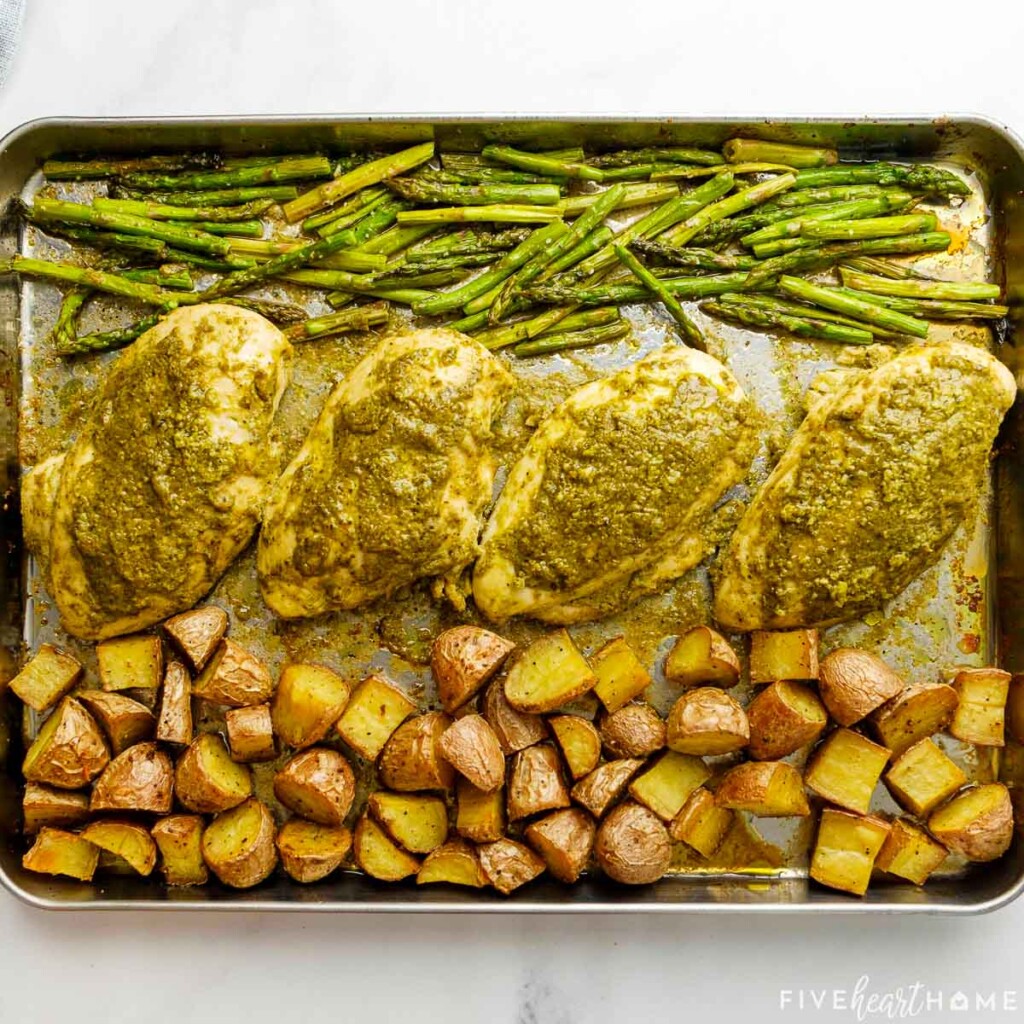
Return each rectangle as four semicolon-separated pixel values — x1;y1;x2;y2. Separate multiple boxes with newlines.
840;256;934;280
304;188;389;234
50;287;91;348
714;292;899;337
481;145;605;181
777;276;930;338
792;162;970;198
439;154;562;185
802;213;938;241
407;227;531;259
743;232;952;290
588;148;723;167
651;162;797;180
221;153;325;169
323;198;409;243
562;183;678;216
831;287;1009;320
355;223;436;256
386;177;562;207
741;192;916;245
284;302;390;341
92;197;274;222
397;205;564;225
365;268;468;289
521;272;749;306
628;238;758;272
387;251;498;273
283;142;434;222
592;164;683;181
449;309;491;332
121;266;194;290
772;184;898;208
118;155;333;192
539;226;613;279
702;298;871;344
722;139;838;168
168;219;263;238
837;267;1001;301
113;185;299;206
513;321;630;357
43;153;219;180
612;244;703;347
472;305;594;350
0;256;191;306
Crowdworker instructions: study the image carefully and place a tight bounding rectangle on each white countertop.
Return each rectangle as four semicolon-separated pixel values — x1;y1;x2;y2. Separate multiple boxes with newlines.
2;2;1024;1021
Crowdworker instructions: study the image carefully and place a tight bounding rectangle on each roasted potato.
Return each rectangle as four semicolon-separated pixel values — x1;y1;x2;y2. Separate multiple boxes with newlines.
669;787;734;858
504;629;597;714
97;634;163;692
884;738;967;817
749;629;819;684
276;819;352;883
22;697;109;789
78;689;156;755
524;808;596;883
22;827;99;882
175;732;252;813
810;809;891;896
22;783;89;834
192;639;273;707
455;778;506;843
439;714;505;792
9;643;83;712
571;759;644;819
91;742;174;813
155;661;193;746
715;761;809;816
818;648;904;726
548;715;602;780
353;814;420;881
595;801;671;885
163;605;228;673
273;747;356;826
201;797;278;889
432;625;515;713
950;667;1010;747
590;636;652;713
628;750;710;821
508;744;571;820
379;712;455;792
875;818;947;885
81;820;157;876
272;662;351;750
482;678;546;753
368;791;448;854
746;680;827;760
417;839;486;888
151;815;208;886
666;687;749;756
1005;674;1024;744
870;682;958;756
225;704;276;763
335;673;416;760
663;626;740;689
477;837;546;894
598;703;666;759
804;728;890;815
928;783;1013;862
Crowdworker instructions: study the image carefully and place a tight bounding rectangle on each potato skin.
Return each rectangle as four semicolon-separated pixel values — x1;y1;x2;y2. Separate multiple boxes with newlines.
928;784;1014;863
482;679;546;754
871;683;958;756
746;680;827;760
439;714;505;792
432;626;514;713
90;742;173;813
598;704;666;759
22;783;90;834
595;801;671;885
507;744;571;821
192;639;273;707
666;687;749;755
74;690;155;755
174;733;252;813
276;819;352;883
225;703;276;762
417;839;486;888
818;648;903;725
22;697;110;789
715;761;810;817
571;759;644;819
151;815;208;886
525;808;596;883
155;661;193;746
202;797;278;889
477;838;546;894
378;712;455;792
663;626;740;689
163;605;228;673
273;747;356;826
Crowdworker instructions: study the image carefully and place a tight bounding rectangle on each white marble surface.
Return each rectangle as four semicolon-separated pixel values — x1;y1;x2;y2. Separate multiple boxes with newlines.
2;2;1024;1021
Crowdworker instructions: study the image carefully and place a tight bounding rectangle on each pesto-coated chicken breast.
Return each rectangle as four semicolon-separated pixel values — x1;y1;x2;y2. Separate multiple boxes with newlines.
26;304;292;639
473;346;759;624
257;328;513;619
714;341;1017;631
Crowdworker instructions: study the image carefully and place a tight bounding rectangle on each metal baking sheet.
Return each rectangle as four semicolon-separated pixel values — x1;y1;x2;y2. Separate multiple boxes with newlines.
0;115;1022;913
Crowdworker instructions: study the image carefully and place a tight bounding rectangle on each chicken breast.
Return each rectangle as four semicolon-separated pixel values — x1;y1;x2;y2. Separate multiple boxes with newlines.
473;346;758;624
257;328;512;619
29;304;292;639
714;341;1017;631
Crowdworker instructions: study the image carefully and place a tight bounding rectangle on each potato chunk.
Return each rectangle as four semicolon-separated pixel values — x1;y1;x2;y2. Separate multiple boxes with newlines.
477;838;546;894
91;742;173;813
379;712;455;792
482;678;546;753
548;715;601;780
629;750;710;821
273;748;356;825
175;732;252;813
432;626;515;713
598;703;666;759
663;626;740;689
805;728;889;815
571;759;644;819
353;815;420;881
928;783;1013;862
525;808;596;883
666;687;749;756
869;682;958;756
163;605;228;673
155;661;193;746
884;738;966;817
810;809;890;896
276;819;352;883
22;783;89;834
97;634;163;692
23;698;110;790
192;639;273;707
22;827;99;882
368;792;448;854
10;644;83;712
950;667;1010;747
81;820;157;876
875;819;947;885
151;815;208;886
504;630;597;713
716;761;809;817
439;714;505;792
746;680;827;760
508;744;571;820
595;802;671;885
590;636;652;713
335;673;416;760
818;648;904;726
456;778;506;843
77;689;156;755
417;839;486;888
225;704;276;763
749;629;819;684
669;787;734;858
272;663;351;749
202;797;278;888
